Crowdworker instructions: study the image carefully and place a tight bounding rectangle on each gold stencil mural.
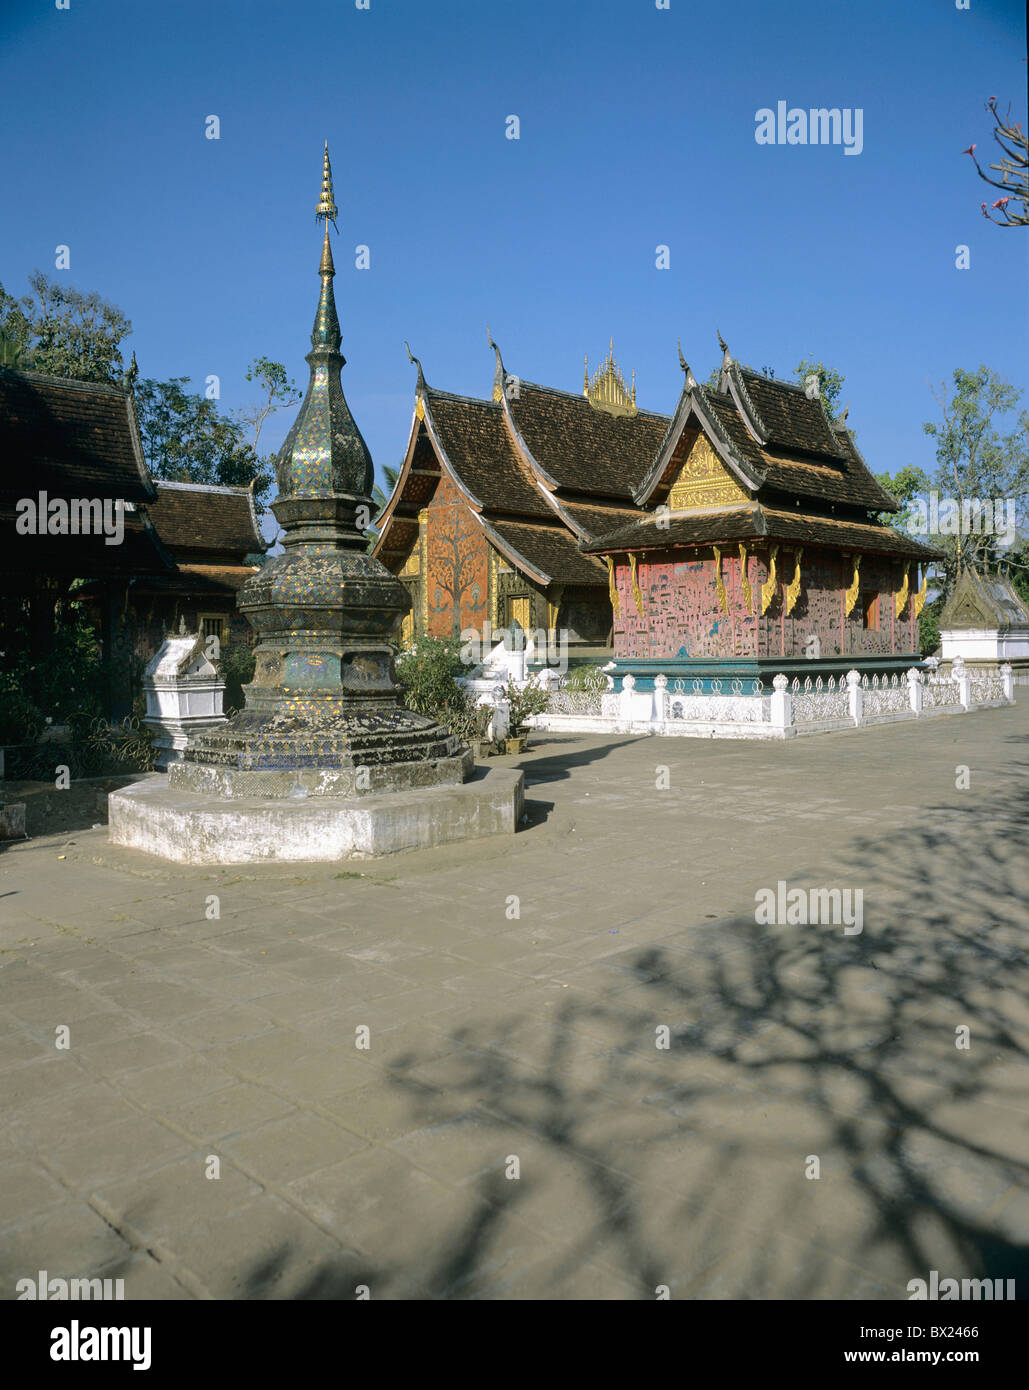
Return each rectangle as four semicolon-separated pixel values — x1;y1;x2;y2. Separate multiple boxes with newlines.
667;435;749;512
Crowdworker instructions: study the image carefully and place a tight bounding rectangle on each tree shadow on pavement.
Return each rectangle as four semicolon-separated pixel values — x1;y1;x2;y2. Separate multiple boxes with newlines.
235;780;1029;1299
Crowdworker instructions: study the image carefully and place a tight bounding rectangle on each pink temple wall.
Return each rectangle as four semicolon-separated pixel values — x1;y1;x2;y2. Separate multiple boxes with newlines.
611;546;919;660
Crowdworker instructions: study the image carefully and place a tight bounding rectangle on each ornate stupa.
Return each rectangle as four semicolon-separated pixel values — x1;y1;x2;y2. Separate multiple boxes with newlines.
107;147;522;860
170;144;468;798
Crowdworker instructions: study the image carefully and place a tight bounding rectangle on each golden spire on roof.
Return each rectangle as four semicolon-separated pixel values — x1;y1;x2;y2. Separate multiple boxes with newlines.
584;341;638;417
315;142;338;227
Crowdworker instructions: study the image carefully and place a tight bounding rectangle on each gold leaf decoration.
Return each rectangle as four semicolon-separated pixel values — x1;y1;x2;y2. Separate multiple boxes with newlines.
628;553;644;618
584;341;637;417
914;565;928;619
713;545;728;615
738;543;752;612
606;555;620;618
895;563;910;619
666;436;749;512
785;547;803;616
844;553;861;617
761;544;779;614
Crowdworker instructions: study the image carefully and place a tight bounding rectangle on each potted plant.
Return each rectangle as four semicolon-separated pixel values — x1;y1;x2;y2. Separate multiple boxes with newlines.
499;680;550;754
439;693;493;758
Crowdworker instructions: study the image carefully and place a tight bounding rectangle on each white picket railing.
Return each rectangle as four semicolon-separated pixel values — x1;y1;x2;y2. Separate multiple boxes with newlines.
525;657;1015;741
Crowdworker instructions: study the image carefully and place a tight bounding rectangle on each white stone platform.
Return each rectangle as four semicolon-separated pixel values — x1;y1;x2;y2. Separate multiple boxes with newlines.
108;766;524;864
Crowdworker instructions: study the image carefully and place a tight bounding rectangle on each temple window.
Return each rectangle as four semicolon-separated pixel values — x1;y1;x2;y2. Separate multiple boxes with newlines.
861;592;879;630
199;612;228;645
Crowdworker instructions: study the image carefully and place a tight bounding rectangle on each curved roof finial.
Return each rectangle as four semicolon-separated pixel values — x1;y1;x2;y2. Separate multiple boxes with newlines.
716;330;732;393
403;340;426;392
677;339;697;391
486;325;507;402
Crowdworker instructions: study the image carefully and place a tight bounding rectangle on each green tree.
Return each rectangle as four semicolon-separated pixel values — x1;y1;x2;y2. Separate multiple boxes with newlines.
918;597;943;658
134;377;273;510
873;464;929;529
922;367;1029;588
1000;539;1029;607
794;359;844;415
0;326;34;368
237;356;302;456
0;272;131;382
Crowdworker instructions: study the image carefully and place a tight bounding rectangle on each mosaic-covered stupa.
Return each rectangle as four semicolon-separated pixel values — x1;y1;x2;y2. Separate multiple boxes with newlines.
171;145;469;798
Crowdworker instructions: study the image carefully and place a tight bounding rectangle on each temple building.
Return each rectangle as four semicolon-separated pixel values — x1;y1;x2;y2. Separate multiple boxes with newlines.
98;479;265;657
581;345;939;686
372;339;666;657
0;367;265;714
374;338;938;683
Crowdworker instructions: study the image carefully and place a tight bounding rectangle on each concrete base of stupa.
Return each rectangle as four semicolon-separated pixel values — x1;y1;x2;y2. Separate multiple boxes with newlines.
107;765;524;864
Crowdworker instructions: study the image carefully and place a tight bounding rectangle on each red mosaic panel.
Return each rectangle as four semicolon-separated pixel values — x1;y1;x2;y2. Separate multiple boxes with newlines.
611;547;918;661
424;472;488;639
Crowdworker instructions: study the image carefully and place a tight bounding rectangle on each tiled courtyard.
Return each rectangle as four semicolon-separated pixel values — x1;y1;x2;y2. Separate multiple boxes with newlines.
2;703;1028;1300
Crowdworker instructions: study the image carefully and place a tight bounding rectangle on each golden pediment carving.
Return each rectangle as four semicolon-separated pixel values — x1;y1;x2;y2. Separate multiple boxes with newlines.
666;436;749;511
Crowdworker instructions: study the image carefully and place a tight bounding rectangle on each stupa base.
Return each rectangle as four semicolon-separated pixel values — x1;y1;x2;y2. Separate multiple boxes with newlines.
107;766;524;864
169;747;473;800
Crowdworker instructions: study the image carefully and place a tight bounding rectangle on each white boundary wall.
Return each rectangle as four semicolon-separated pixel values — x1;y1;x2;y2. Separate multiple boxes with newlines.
523;659;1014;742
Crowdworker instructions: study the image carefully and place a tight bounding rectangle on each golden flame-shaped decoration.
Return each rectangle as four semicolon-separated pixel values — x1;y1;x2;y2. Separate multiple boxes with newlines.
629;553;644;618
761;544;779;614
606;555;620;618
844;553;862;617
895;563;910;619
713;545;728;615
913;564;928;619
738;543;752;612
785;547;803;616
584;340;637;417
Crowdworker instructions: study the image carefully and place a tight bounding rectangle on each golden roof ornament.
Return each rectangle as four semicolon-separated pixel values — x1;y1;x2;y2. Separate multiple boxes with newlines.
584;339;637;417
315;142;338;229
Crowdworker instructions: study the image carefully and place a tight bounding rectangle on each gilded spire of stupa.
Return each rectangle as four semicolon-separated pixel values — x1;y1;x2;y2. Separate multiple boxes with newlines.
274;143;373;504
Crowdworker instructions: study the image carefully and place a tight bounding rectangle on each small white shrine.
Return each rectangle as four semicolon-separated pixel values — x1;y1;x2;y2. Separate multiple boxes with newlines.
938;569;1029;679
143;630;228;769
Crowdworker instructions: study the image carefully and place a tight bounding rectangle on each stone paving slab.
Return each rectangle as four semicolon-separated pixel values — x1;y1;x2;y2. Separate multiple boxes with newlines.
1;704;1028;1298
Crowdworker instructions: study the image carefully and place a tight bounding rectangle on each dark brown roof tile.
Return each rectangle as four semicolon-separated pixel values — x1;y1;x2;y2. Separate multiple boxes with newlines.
145;481;264;558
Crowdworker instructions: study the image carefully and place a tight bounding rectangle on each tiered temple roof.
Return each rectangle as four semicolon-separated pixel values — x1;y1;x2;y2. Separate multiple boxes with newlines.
584;349;937;562
0;368;266;593
135;480;265;598
375;337;937;592
372;340;664;587
0;368;174;578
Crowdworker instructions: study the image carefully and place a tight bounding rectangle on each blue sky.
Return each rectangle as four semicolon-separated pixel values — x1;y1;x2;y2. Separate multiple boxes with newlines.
1;0;1026;537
